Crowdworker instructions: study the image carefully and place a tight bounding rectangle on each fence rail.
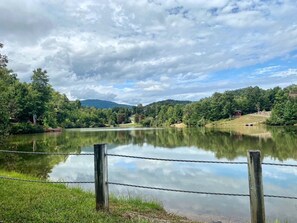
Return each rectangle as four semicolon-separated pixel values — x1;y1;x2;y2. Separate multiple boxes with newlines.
1;145;297;223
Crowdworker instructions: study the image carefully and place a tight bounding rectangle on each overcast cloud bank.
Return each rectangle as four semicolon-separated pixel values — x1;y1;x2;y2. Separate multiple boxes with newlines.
1;0;297;104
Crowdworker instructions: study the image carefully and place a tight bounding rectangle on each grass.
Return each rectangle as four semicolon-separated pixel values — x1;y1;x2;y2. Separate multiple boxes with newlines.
206;113;270;128
118;123;143;128
0;171;196;223
270;220;289;223
205;113;272;137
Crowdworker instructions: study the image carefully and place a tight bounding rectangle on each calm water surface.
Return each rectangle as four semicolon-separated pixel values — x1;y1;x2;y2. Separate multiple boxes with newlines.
1;127;297;223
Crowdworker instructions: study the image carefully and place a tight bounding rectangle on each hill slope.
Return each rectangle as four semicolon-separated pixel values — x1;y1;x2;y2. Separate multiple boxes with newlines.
146;99;192;107
81;99;132;109
205;113;272;137
206;112;271;128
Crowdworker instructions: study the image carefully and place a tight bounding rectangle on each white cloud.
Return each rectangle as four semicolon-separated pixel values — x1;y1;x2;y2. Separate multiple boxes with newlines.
271;68;297;77
137;80;170;92
255;66;281;75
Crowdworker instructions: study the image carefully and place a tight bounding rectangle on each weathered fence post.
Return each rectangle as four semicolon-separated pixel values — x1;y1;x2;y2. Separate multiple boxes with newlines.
247;150;265;223
94;144;109;211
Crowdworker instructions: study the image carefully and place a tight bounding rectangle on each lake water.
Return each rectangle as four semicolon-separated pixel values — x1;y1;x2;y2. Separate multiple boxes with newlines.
0;127;297;223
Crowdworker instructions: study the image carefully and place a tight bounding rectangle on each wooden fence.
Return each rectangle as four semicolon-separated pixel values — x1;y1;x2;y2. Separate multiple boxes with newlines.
94;144;275;223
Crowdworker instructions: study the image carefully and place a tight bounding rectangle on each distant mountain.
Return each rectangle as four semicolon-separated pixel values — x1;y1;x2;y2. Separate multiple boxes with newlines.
146;99;192;107
81;99;132;109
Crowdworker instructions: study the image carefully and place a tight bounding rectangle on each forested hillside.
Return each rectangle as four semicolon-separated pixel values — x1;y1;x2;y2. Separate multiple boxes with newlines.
81;99;131;109
132;86;297;127
0;44;133;134
1;43;296;135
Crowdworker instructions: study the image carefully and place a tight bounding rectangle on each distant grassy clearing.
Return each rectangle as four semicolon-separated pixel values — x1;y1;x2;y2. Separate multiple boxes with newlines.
206;113;271;137
118;123;143;128
170;123;187;128
0;171;197;223
206;113;270;127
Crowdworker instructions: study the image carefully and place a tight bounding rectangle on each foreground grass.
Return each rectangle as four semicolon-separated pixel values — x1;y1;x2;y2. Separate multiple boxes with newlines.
0;171;196;223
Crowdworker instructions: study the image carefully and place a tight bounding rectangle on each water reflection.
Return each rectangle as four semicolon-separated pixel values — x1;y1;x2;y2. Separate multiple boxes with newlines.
0;127;297;222
49;144;297;223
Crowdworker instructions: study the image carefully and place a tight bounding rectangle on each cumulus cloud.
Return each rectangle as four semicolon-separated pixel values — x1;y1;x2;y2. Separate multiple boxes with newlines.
0;0;53;44
1;0;297;104
255;66;282;75
271;68;297;78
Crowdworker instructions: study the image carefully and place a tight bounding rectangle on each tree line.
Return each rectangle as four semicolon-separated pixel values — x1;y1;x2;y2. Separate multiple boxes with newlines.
1;43;296;135
0;65;134;134
0;44;135;134
134;85;297;127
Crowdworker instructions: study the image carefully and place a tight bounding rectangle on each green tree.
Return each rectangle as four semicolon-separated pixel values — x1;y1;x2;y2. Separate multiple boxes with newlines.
0;43;8;68
268;86;297;125
173;105;183;123
0;74;10;135
0;45;13;135
222;92;237;119
30;68;52;124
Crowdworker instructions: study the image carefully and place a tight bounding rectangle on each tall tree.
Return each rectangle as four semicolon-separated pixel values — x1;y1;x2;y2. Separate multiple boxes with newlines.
0;43;8;68
30;68;52;124
0;44;11;135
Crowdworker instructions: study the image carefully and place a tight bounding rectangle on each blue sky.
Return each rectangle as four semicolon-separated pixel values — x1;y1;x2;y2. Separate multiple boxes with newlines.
1;0;297;105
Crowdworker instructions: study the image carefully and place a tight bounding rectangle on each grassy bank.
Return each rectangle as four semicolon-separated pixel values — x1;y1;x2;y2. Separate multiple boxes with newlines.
205;113;272;137
0;171;196;223
118;123;143;128
206;113;270;128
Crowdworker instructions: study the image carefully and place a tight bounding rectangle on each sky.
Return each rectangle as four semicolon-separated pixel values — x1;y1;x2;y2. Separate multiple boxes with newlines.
1;0;297;105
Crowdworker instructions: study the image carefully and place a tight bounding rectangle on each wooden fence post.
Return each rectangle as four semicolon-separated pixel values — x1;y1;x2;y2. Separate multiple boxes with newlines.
94;144;109;211
247;150;265;223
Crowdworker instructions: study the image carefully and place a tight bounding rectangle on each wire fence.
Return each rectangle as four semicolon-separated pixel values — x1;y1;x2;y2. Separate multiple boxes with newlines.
1;149;297;167
106;153;248;164
262;162;297;167
0;175;94;184
0;148;297;201
0;149;94;156
1;175;297;200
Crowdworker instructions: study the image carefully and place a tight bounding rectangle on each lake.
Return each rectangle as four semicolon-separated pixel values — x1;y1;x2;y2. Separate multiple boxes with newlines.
0;127;297;223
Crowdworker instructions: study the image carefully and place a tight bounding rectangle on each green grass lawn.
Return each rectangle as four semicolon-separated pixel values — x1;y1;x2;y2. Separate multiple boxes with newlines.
118;123;143;128
0;171;195;223
206;113;269;128
205;114;272;137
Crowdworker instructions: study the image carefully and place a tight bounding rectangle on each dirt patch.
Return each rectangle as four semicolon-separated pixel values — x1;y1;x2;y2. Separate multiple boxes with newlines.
121;211;198;222
170;123;187;128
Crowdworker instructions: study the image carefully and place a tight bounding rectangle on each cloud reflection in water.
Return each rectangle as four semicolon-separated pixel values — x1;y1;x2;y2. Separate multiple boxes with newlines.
49;144;297;223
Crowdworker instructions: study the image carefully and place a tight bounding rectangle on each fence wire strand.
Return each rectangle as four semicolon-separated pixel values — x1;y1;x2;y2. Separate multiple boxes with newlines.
1;176;297;200
106;153;248;164
262;162;297;167
108;181;249;197
1;150;297;168
264;194;297;200
0;175;94;184
0;150;94;156
108;182;297;200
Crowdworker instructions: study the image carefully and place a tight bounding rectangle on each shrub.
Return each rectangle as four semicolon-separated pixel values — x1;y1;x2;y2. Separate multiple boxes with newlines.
10;123;44;134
